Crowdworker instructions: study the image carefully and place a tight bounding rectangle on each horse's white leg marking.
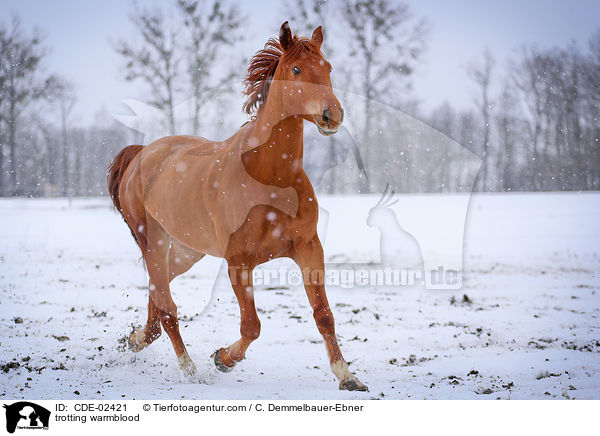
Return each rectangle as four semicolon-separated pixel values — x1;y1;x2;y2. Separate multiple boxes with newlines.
331;360;353;382
130;327;149;351
178;352;197;378
331;360;368;391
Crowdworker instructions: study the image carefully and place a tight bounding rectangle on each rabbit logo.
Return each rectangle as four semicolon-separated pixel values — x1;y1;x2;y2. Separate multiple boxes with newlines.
367;184;424;271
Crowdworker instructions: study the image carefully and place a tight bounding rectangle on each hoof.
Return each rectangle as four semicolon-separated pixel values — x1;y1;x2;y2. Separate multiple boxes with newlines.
128;327;147;353
178;353;198;378
339;378;369;392
212;349;234;373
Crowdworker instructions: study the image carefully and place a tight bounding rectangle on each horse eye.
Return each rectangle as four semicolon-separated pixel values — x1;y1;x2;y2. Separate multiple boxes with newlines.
292;66;301;75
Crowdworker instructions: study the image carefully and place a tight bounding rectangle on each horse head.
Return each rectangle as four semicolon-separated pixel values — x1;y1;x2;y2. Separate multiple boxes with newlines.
244;21;343;136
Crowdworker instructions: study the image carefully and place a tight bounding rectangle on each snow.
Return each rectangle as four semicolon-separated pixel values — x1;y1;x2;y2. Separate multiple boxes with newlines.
1;192;599;399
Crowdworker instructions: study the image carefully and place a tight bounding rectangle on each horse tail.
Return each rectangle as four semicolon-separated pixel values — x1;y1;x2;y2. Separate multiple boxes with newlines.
107;145;147;257
107;145;143;213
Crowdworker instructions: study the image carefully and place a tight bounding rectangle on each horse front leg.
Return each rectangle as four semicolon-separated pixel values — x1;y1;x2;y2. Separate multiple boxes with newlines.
213;256;261;372
294;236;368;391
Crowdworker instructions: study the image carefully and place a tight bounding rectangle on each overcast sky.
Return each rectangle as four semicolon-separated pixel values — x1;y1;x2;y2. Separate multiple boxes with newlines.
2;0;599;126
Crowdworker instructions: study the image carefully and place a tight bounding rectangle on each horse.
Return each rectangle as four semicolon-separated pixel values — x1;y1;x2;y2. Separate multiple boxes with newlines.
107;21;367;391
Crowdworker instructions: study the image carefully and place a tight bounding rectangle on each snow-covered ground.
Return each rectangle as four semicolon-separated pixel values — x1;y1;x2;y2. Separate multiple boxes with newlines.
1;192;599;399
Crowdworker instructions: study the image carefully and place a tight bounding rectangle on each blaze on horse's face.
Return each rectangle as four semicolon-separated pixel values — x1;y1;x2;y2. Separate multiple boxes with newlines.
276;22;344;136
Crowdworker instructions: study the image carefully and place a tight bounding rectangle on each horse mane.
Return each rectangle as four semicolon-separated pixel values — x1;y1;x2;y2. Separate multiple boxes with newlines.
243;36;322;114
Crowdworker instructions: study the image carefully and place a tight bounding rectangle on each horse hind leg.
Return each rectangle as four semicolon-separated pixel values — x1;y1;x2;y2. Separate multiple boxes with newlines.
129;296;162;352
124;215;162;352
142;216;197;377
130;238;204;352
168;238;205;283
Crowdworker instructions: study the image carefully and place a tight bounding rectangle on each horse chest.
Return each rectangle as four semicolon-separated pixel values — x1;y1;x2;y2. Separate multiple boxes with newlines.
239;195;315;257
293;195;318;227
285;196;319;250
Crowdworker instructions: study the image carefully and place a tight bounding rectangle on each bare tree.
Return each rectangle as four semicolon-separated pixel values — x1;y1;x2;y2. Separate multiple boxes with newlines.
584;31;600;189
428;102;457;191
0;26;6;194
513;46;547;190
115;5;181;134
468;49;495;191
55;81;76;196
495;81;520;191
341;0;427;192
0;15;58;195
176;0;244;134
36;119;59;195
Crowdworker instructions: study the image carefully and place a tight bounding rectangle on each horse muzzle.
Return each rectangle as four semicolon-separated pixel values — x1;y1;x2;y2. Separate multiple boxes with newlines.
315;106;344;136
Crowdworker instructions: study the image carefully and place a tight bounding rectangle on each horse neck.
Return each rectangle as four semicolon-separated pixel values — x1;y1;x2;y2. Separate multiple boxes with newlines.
243;102;305;187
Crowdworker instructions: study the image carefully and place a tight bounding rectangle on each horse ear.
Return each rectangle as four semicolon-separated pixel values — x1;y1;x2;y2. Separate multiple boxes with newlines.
279;21;293;51
311;26;323;49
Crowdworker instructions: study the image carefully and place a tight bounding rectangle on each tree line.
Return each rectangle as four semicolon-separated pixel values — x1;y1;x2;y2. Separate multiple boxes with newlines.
432;42;600;192
0;0;598;197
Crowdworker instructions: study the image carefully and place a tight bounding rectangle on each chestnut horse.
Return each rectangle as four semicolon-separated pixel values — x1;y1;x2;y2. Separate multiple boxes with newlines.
108;22;367;391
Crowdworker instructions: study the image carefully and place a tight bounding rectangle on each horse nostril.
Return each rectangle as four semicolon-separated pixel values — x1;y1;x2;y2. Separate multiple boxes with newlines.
322;108;331;125
339;107;344;123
